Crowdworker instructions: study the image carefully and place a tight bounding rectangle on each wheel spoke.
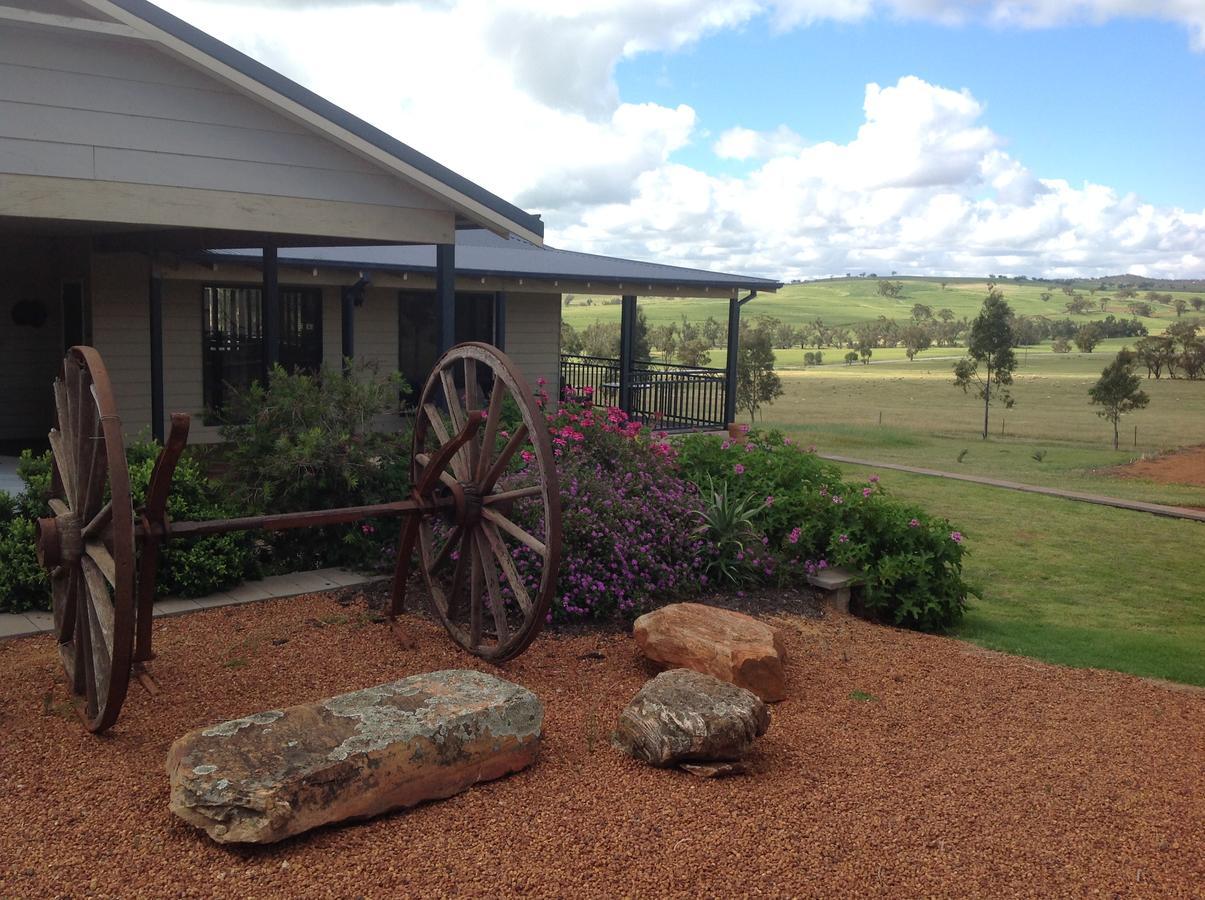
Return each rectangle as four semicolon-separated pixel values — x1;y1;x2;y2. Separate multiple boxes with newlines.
475;531;510;643
481;520;532;615
463;358;480;475
80;557;115;649
48;429;77;511
82;501;112;540
481;423;529;492
476;379;508;482
422;403;467;480
481;507;546;557
83;579;112;712
48;498;70;517
482;485;543;505
413;453;464;492
440;367;466;433
85;540;117;587
76;593;98;718
52;566;77;642
429;524;464;573
444;529;472;621
469;541;483;648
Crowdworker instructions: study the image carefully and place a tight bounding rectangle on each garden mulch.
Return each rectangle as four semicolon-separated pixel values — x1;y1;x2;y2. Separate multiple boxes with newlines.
0;591;1201;899
1109;444;1205;490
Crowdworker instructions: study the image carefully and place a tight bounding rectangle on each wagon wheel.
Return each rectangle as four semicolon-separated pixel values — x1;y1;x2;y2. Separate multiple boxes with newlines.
35;347;136;733
404;343;561;662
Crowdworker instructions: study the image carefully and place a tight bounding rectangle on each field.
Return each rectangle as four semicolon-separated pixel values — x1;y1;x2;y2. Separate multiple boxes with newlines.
569;276;1205;685
562;276;1203;333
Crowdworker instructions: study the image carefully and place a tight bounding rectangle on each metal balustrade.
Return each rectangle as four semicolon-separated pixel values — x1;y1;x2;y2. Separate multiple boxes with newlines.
559;354;728;432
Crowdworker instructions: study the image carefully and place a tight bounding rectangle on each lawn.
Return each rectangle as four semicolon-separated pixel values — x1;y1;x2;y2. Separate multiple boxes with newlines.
832;463;1205;686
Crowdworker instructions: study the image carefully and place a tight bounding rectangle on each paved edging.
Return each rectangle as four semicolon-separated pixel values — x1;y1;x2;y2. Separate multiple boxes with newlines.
819;454;1205;523
0;567;388;641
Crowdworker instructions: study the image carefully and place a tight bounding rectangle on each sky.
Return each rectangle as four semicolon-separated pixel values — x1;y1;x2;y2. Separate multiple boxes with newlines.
153;0;1205;281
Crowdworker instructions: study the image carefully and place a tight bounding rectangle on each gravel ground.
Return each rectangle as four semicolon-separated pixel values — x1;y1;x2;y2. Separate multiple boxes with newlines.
0;593;1201;899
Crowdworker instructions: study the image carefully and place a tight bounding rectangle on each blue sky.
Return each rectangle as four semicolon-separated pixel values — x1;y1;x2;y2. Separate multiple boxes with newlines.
618;16;1205;210
162;1;1205;279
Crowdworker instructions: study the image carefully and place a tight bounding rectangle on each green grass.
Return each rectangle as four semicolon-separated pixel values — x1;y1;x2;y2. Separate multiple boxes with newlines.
829;466;1205;686
563;277;1202;333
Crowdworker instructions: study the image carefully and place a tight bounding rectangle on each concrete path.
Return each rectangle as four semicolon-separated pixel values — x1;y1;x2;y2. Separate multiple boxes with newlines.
819;454;1205;523
0;567;387;640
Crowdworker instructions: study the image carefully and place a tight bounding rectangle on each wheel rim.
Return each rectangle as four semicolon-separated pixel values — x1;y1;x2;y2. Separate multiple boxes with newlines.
410;343;561;661
37;347;135;733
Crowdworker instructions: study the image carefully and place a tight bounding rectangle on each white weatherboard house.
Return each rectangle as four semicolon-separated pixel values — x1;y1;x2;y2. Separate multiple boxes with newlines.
0;0;779;448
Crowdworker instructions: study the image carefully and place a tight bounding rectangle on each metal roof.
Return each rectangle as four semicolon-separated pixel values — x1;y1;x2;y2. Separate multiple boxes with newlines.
205;230;783;292
97;0;544;241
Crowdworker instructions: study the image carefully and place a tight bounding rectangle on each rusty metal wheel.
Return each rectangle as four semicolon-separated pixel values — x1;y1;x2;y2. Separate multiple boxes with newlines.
36;347;136;733
406;343;561;661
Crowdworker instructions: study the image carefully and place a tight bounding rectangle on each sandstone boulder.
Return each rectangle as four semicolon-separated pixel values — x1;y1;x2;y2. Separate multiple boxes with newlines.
166;670;542;844
613;668;769;767
633;603;787;701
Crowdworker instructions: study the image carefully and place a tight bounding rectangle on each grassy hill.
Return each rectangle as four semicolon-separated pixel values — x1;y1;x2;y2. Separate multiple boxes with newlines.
562;277;1203;334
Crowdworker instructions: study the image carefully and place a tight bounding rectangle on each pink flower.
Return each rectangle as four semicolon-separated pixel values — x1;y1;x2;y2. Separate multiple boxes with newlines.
783;437;793;446
832;495;844;505
862;487;873;498
537;376;547;386
950;531;964;543
739;423;750;434
837;534;849;543
744;443;756;453
788;527;801;545
869;474;880;483
909;518;920;528
721;441;731;450
733;464;745;475
765;495;774;507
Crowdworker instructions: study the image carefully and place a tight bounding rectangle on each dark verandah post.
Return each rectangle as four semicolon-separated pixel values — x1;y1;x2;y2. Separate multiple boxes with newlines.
262;245;280;380
724;293;740;426
618;294;636;415
436;243;456;355
148;268;165;443
493;291;507;350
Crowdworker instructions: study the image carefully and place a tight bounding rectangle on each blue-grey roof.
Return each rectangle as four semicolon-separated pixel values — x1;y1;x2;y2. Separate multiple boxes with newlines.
107;0;543;240
206;230;782;292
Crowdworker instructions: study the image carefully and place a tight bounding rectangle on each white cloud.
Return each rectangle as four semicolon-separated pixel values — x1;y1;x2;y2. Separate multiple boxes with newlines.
153;0;1205;278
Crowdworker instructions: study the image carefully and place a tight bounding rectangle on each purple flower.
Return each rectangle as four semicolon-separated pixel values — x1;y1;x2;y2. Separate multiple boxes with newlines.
788;527;801;545
765;495;774;506
869;474;880;483
909;518;921;528
733;463;745;475
838;534;849;544
721;440;731;450
832;495;844;505
950;531;964;543
862;487;873;497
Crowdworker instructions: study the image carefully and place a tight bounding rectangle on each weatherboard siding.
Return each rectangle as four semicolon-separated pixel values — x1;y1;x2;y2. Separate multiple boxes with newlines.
0;24;448;225
90;253;152;437
505;292;560;391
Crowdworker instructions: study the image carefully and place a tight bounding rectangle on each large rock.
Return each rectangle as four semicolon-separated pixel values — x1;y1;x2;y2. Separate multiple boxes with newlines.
166;670;542;844
633;603;787;701
613;669;769;767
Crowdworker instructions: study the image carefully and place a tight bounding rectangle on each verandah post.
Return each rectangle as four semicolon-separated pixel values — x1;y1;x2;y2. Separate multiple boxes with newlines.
262;244;280;377
436;243;456;355
619;294;636;414
724;293;740;426
148;269;165;444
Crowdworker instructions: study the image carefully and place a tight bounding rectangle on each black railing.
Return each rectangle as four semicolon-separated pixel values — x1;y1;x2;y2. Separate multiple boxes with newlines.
559;354;728;432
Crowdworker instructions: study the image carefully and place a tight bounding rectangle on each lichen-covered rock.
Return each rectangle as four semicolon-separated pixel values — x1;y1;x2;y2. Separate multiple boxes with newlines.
613;669;769;767
166;670;542;844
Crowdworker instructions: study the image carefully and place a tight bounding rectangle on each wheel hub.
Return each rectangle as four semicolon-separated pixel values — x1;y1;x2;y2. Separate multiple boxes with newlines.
36;513;81;569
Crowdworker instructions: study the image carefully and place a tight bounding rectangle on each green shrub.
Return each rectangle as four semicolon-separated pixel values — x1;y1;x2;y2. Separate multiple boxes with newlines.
217;362;412;572
676;429;971;631
0;516;47;613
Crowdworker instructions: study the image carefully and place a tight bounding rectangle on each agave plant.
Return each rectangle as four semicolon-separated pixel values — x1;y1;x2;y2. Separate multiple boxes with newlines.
694;475;764;584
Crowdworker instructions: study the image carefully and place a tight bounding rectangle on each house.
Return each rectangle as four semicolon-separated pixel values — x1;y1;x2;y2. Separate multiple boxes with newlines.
0;0;779;449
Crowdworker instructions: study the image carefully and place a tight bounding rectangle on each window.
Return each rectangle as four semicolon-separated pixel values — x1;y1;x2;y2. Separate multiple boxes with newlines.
202;285;322;411
398;291;494;403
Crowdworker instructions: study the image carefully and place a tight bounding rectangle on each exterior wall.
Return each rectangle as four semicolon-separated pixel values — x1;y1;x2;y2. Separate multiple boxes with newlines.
90;253;153;436
505;292;561;391
0;20;454;243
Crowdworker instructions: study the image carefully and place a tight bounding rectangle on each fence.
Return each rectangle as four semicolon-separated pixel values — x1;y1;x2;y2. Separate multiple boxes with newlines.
559;354;728;432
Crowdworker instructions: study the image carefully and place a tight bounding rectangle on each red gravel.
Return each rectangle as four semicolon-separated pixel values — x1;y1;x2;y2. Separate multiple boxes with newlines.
0;594;1201;898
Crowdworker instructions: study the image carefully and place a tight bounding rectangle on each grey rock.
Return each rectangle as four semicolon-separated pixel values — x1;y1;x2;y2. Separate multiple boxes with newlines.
166;669;542;844
613;669;769;767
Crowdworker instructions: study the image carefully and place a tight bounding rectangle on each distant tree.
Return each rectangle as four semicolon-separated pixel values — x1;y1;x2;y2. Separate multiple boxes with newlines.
563;294;576;306
1051;337;1071;353
1089;350;1149;449
1134;335;1176;379
937;308;955;322
581;321;619;357
1039;292;1052;303
1173;298;1188;317
1190;297;1204;312
650;323;678;361
877;280;904;298
1127;301;1153;318
1098;296;1109;312
701;316;725;348
859;346;873;365
910;303;933;321
677;338;712;368
561;320;584;355
940;281;948;291
1064;294;1093;315
953;285;1018;439
901;323;932;361
1115;286;1137;300
736;324;783;420
844;351;859;366
1073;323;1104;353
